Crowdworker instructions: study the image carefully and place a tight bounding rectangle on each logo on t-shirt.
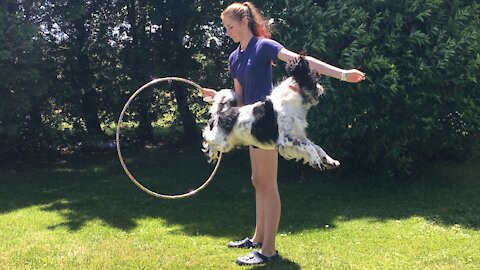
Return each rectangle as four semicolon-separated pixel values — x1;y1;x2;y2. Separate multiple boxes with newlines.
247;59;252;66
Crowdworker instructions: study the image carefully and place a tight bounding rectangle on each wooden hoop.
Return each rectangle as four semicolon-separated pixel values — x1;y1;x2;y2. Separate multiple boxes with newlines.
116;77;222;199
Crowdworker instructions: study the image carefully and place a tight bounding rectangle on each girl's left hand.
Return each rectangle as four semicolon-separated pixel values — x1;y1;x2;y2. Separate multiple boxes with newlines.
345;69;366;83
201;88;217;103
201;88;217;98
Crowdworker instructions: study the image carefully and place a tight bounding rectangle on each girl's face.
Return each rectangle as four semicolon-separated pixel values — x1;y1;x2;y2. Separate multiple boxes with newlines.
222;15;248;43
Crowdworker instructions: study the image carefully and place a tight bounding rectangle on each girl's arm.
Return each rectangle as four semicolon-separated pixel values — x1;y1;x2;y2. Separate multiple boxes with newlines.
278;48;366;83
201;79;243;106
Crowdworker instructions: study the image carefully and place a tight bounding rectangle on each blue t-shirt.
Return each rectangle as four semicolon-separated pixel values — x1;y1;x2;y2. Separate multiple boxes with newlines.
228;37;284;105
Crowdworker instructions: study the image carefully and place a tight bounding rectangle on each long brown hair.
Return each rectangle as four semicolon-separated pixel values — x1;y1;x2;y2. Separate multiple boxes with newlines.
221;2;271;39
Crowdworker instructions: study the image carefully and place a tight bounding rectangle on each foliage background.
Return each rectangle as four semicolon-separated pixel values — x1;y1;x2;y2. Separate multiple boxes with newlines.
1;0;479;177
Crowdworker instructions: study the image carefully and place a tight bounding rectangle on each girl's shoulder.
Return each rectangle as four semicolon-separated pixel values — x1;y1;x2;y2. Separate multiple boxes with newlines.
257;38;283;49
256;38;283;58
257;37;277;44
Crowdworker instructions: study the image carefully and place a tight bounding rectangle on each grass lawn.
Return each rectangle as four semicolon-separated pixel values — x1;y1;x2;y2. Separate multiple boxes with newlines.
1;146;479;269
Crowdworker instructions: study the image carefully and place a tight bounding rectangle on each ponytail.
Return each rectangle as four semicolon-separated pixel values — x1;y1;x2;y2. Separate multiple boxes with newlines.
221;2;271;39
243;2;271;39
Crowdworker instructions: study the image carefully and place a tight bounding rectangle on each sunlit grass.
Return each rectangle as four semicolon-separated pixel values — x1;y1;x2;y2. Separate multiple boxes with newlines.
1;148;479;269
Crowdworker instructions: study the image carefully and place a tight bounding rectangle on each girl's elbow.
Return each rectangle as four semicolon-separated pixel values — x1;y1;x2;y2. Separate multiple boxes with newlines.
278;48;299;62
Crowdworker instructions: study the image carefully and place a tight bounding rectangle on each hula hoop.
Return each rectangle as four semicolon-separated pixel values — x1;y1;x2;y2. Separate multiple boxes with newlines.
116;77;222;199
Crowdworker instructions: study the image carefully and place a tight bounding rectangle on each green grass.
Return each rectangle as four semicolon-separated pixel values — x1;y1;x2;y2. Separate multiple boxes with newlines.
1;146;479;269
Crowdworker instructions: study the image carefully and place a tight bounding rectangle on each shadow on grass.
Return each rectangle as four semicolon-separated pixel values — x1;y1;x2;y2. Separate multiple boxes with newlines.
250;257;300;270
1;145;479;239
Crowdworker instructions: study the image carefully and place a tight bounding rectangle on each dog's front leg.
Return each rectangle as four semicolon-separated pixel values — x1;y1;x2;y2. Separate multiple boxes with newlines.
202;125;222;163
202;141;219;163
203;131;239;163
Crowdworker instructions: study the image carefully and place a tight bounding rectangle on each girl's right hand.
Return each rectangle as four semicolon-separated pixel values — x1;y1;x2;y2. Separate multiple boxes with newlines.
344;69;366;83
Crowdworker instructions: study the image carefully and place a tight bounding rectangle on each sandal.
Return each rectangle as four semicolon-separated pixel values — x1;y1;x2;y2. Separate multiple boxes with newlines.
235;250;279;266
227;237;262;249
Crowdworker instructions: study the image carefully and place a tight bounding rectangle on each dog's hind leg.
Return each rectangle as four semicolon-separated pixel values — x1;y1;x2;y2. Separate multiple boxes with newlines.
277;136;326;170
306;139;340;169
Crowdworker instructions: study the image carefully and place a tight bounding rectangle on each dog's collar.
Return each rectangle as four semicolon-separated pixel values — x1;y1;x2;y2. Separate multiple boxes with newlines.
288;84;301;93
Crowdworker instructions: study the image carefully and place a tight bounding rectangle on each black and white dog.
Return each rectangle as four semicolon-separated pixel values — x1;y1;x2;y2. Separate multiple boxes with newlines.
202;56;340;170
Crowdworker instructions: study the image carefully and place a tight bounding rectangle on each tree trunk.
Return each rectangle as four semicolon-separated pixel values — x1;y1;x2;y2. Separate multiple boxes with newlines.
172;83;199;143
127;0;153;140
73;15;102;136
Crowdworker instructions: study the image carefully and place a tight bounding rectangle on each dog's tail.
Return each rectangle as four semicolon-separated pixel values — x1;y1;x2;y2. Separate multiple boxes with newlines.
264;98;276;120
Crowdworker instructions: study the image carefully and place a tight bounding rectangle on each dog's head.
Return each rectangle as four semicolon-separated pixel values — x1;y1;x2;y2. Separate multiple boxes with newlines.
285;55;323;106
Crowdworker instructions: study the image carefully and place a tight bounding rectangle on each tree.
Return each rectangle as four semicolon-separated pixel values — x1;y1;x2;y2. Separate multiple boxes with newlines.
274;0;480;177
0;0;53;156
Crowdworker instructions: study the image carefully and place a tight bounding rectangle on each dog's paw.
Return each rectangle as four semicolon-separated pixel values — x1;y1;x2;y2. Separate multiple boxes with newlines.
207;151;217;162
206;150;220;163
208;157;218;163
321;156;340;170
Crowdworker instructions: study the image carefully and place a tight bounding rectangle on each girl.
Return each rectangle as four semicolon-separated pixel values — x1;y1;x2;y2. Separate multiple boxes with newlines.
202;2;365;266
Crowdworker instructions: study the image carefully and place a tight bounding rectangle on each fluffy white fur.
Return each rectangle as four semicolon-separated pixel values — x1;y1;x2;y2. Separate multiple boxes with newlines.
202;58;340;170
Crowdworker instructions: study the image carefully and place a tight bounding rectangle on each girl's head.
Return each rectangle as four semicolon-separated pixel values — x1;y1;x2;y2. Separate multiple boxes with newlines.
221;2;271;42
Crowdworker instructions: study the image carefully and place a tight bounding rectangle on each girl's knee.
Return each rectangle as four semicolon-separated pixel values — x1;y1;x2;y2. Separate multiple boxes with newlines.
252;176;278;192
